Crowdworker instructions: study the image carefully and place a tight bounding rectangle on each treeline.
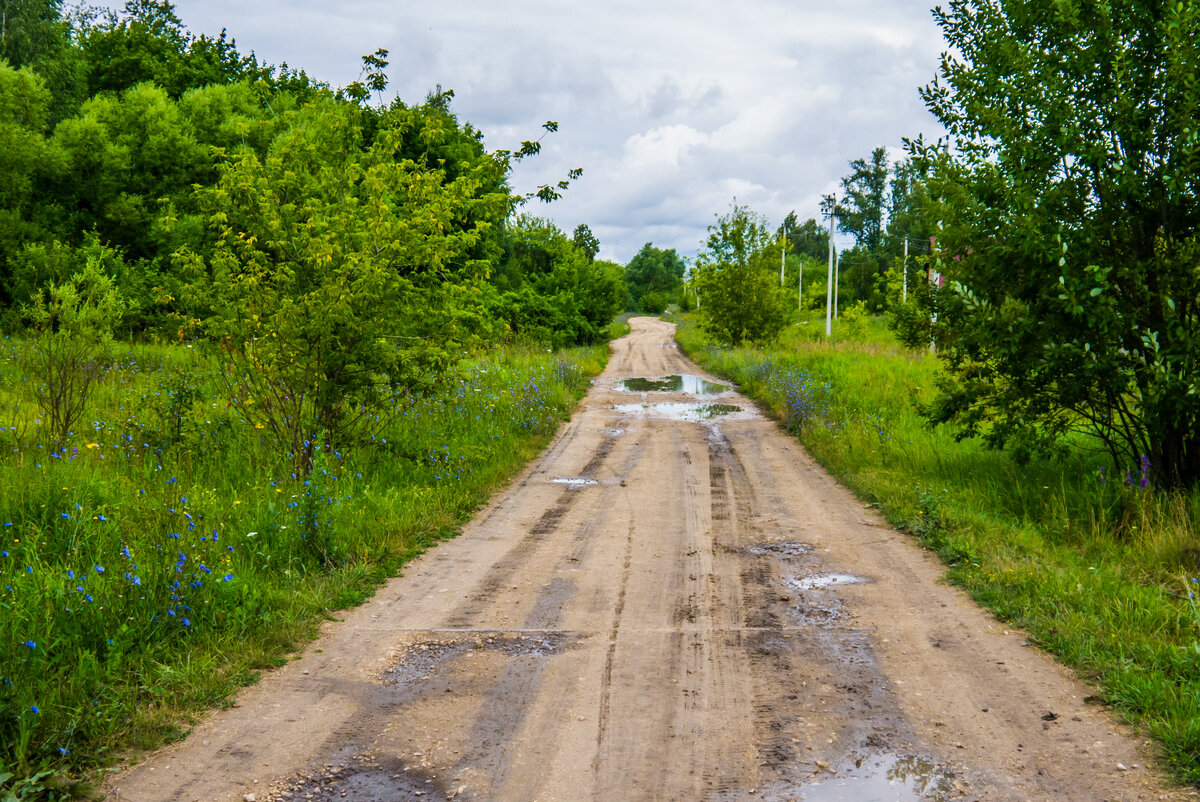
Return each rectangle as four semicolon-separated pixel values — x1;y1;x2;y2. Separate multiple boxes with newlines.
0;0;628;350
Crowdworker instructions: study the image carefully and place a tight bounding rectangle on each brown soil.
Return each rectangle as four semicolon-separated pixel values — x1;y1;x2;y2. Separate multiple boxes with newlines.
105;317;1196;801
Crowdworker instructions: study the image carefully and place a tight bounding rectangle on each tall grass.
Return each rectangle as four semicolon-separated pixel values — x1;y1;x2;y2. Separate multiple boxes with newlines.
677;314;1200;784
0;337;607;796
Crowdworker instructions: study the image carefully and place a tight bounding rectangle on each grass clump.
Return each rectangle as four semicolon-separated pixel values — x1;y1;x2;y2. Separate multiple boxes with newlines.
0;337;607;796
676;313;1200;784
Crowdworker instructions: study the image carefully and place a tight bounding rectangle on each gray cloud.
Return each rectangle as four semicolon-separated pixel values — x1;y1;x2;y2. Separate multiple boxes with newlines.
174;0;946;262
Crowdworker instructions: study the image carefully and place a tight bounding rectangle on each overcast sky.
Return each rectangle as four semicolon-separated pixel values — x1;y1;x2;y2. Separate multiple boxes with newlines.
172;0;948;263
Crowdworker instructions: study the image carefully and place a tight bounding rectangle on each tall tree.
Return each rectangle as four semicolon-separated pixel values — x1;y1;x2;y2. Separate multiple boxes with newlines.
837;146;888;252
572;223;599;261
694;203;786;345
624;242;683;310
778;212;829;261
900;0;1200;488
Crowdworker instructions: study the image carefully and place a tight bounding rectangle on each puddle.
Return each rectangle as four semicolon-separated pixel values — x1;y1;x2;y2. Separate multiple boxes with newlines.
383;633;574;687
797;753;955;801
785;573;870;591
270;753;447;802
617;374;730;394
601;428;625;437
551;476;598;487
747;541;813;558
613;402;751;422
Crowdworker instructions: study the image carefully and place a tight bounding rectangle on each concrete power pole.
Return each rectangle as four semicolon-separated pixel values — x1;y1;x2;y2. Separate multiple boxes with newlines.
834;250;840;320
824;196;835;337
779;222;788;287
902;238;909;302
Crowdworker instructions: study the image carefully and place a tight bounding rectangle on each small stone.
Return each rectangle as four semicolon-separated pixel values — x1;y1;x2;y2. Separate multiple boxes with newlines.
243;795;257;802
1117;763;1130;771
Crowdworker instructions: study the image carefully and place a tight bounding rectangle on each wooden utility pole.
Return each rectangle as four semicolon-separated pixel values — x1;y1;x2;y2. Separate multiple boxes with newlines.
902;238;909;302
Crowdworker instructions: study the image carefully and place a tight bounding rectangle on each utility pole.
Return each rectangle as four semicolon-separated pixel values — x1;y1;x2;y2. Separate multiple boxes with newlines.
779;222;788;287
823;195;835;337
834;249;840;320
902;238;908;302
798;257;803;311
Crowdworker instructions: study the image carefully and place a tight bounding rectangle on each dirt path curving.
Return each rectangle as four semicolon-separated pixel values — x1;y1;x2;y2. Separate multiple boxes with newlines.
106;317;1194;801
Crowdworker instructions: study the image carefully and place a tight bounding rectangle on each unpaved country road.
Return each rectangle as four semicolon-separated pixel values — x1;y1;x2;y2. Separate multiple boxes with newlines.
108;317;1193;802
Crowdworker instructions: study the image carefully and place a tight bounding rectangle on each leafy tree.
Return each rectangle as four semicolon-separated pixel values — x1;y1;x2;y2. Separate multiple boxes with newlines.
17;258;125;444
624;242;684;311
778;212;829;261
572;223;599;261
78;0;259;98
837;146;888;253
901;0;1200;488
694;203;787;345
0;60;51;310
180;96;510;469
490;215;624;346
0;0;84;115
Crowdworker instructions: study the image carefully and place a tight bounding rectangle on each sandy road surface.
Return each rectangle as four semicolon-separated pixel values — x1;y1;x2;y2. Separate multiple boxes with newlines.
108;317;1193;801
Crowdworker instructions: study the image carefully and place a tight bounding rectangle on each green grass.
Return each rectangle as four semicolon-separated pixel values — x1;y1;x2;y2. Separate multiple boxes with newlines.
677;312;1200;784
0;337;608;797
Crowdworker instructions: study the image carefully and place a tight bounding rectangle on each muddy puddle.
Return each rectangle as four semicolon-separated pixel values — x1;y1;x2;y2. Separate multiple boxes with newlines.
550;476;598;487
616;374;730;394
792;753;956;801
747;541;814;558
786;572;871;591
267;754;446;802
383;633;575;687
613;401;752;422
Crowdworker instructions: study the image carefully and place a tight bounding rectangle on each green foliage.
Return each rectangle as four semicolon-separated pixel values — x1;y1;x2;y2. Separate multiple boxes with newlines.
777;212;829;261
489;216;625;347
16;259;125;444
185;96;509;469
624;242;684;311
0;337;606;788
571;223;599;261
694;202;787;345
904;0;1200;488
77;0;265;98
837;146;888;253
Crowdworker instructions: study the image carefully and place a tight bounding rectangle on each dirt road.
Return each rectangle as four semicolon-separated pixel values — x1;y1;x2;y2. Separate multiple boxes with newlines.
107;317;1192;801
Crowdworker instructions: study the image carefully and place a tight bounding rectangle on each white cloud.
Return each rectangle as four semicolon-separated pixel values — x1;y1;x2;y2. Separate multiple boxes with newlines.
173;0;947;262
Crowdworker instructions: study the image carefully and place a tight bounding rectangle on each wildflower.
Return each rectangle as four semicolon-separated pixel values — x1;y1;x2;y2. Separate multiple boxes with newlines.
182;618;190;627
223;574;233;582
67;570;74;579
22;640;35;649
58;747;70;755
61;513;70;520
94;565;105;574
30;705;38;714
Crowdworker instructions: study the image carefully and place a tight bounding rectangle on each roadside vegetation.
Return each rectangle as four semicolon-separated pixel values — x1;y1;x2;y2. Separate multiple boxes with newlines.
0;335;607;795
677;314;1200;782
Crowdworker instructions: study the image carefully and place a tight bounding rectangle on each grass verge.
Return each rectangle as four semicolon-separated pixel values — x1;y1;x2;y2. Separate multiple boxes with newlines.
0;337;608;798
676;313;1200;784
